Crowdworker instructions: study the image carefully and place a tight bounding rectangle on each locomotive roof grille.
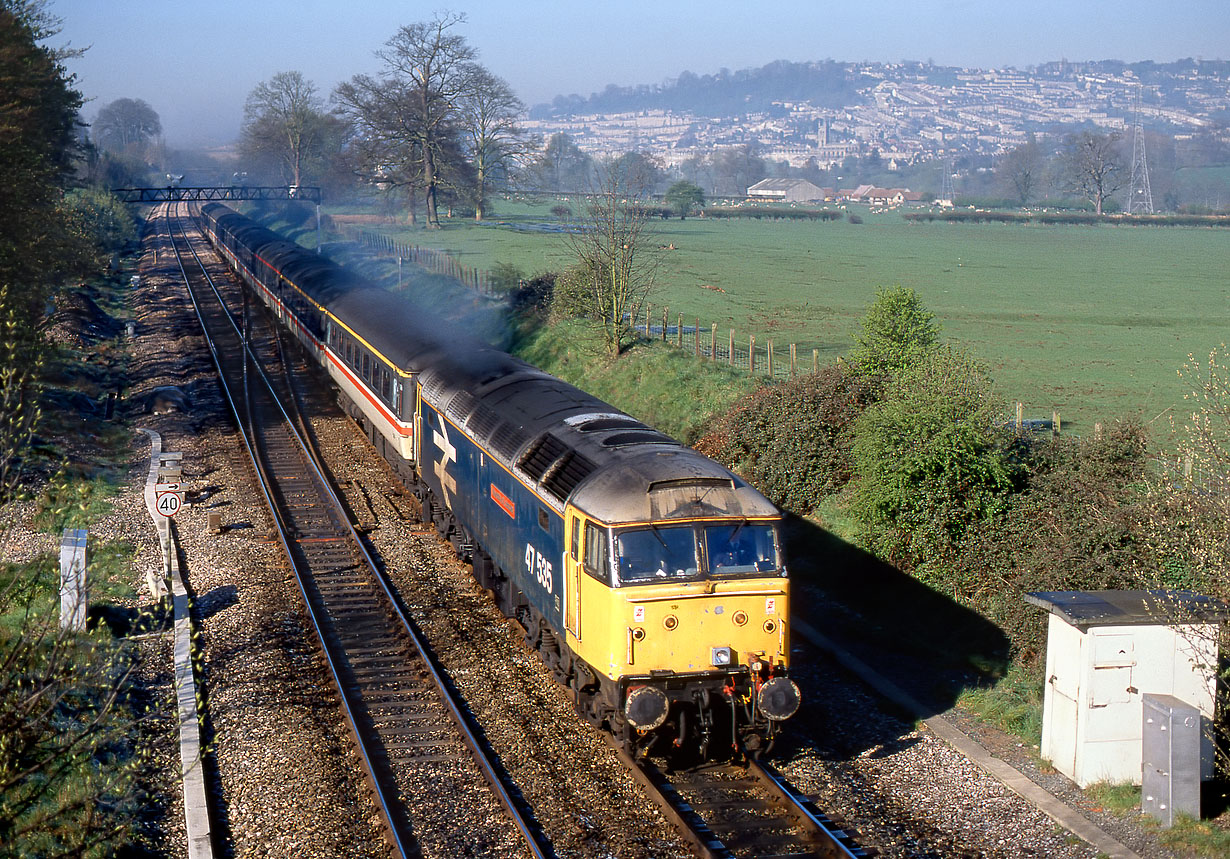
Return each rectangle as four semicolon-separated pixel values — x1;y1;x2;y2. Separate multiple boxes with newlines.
541;450;598;503
467;403;501;439
421;374;450;404
519;433;569;482
445;390;478;423
488;422;529;461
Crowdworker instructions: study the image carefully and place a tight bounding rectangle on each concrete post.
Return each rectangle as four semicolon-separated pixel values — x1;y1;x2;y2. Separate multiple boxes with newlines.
59;528;88;632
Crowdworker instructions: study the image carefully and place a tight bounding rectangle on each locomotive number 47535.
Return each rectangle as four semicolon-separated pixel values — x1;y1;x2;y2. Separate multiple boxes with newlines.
524;543;554;594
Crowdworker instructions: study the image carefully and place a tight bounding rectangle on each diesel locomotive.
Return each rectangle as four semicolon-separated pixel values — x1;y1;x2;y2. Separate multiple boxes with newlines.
197;202;801;759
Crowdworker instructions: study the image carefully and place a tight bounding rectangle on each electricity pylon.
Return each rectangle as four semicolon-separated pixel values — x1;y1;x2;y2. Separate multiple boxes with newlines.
1126;85;1154;214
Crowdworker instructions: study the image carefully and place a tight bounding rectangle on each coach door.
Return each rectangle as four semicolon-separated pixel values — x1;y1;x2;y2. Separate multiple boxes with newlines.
564;513;581;639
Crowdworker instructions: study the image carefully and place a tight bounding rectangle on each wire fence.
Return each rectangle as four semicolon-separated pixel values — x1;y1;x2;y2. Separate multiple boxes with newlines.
627;307;820;381
352;228;500;296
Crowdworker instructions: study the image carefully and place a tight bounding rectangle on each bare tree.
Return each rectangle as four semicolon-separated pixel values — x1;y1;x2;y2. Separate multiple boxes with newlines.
92;98;160;156
333;72;426;223
335;13;475;229
527;132;593;193
559;164;660;358
996;135;1044;206
455;64;529;221
710;144;765;197
240;71;328;187
1061;130;1124;215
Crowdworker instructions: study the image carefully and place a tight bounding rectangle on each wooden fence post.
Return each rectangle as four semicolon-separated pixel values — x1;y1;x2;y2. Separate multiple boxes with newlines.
645;304;651;337
662;306;668;341
677;313;683;348
813;349;819;374
728;330;734;366
1015;402;1024;430
694;318;700;358
711;323;718;361
767;339;774;377
1053;411;1061;437
790;343;797;377
749;335;756;375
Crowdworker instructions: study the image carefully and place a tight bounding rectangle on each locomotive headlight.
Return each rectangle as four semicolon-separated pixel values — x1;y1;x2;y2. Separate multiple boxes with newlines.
710;646;733;667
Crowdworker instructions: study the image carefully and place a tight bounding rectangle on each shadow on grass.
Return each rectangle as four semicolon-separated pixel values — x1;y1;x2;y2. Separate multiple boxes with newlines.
784;513;1010;720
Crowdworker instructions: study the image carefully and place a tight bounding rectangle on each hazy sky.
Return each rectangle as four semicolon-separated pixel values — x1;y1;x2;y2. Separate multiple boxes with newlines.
51;0;1229;148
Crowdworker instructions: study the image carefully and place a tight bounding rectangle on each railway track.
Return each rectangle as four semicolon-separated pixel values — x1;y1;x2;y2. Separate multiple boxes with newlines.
162;202;547;859
615;743;868;859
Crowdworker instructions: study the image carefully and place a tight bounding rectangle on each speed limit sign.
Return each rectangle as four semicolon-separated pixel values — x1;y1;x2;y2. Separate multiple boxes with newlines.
155;484;183;518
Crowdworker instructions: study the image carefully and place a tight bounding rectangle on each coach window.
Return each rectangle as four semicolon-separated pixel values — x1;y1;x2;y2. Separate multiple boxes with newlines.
362;353;370;381
583;521;609;583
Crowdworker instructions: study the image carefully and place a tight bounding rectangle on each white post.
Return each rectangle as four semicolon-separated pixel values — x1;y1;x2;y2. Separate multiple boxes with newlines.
59;528;88;632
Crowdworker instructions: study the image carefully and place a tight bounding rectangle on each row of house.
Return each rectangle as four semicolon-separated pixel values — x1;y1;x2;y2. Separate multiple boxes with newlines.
745;178;924;205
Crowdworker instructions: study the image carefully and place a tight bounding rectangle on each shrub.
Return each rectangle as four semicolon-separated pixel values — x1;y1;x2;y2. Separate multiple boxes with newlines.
695;365;874;513
489;261;524;293
508;271;556;318
950;421;1153;662
849;285;940;381
850;345;1015;579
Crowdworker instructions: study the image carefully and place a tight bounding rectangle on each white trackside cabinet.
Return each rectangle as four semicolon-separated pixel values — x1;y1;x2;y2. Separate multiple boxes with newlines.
1026;590;1226;788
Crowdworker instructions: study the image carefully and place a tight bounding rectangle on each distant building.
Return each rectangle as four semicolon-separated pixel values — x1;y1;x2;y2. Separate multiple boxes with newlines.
842;186;922;205
746;178;826;202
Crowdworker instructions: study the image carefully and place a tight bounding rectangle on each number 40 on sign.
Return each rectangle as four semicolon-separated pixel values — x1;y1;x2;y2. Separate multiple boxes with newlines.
155;483;182;518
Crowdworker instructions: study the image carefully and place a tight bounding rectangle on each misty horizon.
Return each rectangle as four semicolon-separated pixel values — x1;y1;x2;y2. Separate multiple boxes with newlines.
49;0;1229;150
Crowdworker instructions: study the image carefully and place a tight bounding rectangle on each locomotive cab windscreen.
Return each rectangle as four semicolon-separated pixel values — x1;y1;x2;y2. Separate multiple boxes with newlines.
613;520;781;585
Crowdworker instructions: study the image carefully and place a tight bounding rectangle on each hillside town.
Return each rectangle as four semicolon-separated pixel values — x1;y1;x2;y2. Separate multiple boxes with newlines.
523;59;1230;172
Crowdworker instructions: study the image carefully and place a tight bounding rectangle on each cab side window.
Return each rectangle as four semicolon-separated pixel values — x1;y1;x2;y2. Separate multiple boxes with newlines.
583;522;608;582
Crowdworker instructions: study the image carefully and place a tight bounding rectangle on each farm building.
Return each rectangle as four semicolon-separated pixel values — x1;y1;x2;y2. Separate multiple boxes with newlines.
746;178;828;202
841;186;924;205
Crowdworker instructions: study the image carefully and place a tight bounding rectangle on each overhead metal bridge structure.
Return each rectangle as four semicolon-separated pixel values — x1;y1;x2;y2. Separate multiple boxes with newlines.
111;186;322;204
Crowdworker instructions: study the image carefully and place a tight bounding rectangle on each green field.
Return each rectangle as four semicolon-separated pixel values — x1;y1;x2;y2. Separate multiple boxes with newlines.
332;200;1230;431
